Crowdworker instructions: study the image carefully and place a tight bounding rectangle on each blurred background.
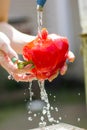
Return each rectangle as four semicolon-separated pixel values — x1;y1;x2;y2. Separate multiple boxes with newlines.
0;0;87;130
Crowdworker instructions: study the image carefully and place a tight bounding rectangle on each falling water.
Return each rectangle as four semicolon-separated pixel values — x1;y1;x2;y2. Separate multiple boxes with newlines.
8;74;13;80
27;80;59;128
28;82;34;102
37;10;43;37
38;81;59;126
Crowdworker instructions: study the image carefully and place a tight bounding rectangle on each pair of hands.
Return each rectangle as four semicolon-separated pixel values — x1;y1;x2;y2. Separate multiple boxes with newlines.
0;22;75;82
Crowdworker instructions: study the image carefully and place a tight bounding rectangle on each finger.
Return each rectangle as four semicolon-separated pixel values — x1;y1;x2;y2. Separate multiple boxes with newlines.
0;32;18;60
13;74;36;82
67;51;75;62
0;23;35;54
0;52;33;75
48;71;59;82
60;63;68;75
0;50;18;74
0;51;36;82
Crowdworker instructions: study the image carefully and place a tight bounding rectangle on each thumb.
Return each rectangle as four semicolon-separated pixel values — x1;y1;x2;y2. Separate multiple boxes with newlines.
0;32;18;61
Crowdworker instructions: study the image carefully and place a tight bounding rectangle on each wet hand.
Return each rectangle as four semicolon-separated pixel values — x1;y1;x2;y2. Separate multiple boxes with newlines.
48;51;75;81
0;49;36;82
0;22;35;82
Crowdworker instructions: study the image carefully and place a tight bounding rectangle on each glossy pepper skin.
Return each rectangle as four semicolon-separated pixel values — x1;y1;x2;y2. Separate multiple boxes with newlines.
23;28;69;80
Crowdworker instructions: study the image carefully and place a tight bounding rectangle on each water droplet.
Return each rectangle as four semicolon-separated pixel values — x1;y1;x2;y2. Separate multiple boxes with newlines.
34;113;37;117
55;107;58;112
8;74;13;80
28;117;33;121
49;93;52;96
47;103;50;108
49;117;54;122
42;109;47;115
54;95;56;98
41;116;44;121
77;118;80;122
51;106;54;110
78;93;81;96
24;92;26;95
56;120;59;123
28;111;32;114
59;117;62;120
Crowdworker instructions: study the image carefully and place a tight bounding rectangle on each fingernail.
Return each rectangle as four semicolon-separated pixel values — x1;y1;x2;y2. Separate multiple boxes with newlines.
11;57;18;64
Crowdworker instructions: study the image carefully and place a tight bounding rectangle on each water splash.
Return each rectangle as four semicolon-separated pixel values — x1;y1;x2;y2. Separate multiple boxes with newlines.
38;80;59;127
8;74;13;80
27;80;59;128
28;82;34;102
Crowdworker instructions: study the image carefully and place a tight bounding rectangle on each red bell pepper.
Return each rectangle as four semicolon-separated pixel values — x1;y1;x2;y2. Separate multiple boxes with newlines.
23;28;75;81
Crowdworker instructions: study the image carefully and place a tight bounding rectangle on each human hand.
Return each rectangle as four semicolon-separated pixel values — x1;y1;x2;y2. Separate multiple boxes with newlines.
48;51;75;81
0;22;35;54
0;22;36;82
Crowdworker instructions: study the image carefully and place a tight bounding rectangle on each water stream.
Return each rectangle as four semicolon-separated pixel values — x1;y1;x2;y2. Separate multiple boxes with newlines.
28;80;59;128
37;10;43;37
28;9;59;128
